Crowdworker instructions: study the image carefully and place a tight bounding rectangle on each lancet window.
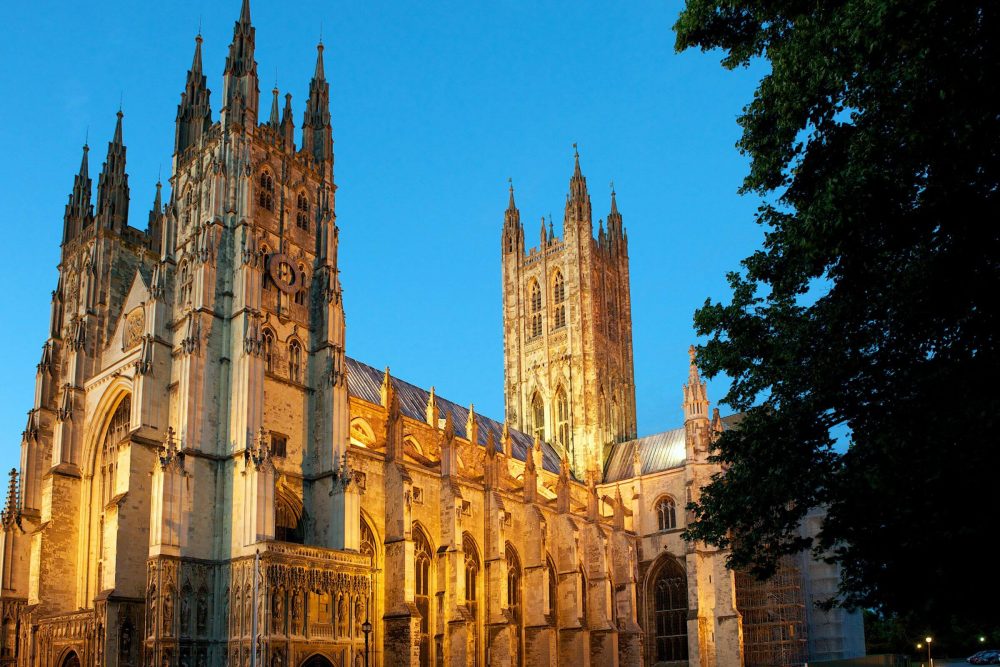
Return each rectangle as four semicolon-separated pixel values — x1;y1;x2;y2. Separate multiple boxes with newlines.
555;385;569;448
531;392;546;443
289;340;302;383
262;329;275;373
656;496;677;532
295;192;309;230
415;527;433;667
552;270;566;329
529;280;543;339
506;545;523;666
464;534;482;667
259;170;274;212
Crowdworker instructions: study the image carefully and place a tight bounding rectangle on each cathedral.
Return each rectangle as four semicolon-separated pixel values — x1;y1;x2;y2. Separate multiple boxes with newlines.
0;3;863;666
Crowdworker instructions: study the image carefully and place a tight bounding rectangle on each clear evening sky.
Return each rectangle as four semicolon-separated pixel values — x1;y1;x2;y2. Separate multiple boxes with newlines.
0;1;766;475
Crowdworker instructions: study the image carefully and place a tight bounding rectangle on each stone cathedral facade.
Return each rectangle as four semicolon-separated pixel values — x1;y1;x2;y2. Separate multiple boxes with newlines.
0;3;865;667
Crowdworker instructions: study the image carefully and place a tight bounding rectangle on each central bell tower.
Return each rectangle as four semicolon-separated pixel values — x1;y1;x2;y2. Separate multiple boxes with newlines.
501;149;637;477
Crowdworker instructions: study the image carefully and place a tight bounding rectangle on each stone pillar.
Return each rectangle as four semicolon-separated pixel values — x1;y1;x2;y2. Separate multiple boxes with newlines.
29;470;81;613
554;514;589;667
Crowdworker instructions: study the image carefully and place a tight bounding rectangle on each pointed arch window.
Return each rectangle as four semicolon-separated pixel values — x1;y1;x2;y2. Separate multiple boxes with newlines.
531;392;546;443
262;329;275;373
528;280;543;339
178;261;193;306
414;528;433;667
651;558;688;663
275;491;304;544
546;557;558;624
463;534;482;667
295;192;310;230
259;170;274;212
506;545;523;666
552;270;566;329
656;496;677;532
554;386;569;448
93;395;130;594
289;340;302;383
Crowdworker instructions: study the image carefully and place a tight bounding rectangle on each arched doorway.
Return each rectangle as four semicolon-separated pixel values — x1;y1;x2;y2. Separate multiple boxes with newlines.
300;655;334;667
61;651;81;667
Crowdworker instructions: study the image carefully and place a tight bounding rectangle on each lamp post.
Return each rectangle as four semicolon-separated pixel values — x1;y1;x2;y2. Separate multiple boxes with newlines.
362;616;373;667
925;636;933;667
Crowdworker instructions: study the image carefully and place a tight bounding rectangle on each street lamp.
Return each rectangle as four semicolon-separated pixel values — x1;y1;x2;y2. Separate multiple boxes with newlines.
925;636;933;667
362;616;373;667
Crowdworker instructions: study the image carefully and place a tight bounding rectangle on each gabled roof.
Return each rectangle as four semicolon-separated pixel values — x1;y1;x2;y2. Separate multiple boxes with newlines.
602;427;687;483
345;357;563;474
602;414;742;483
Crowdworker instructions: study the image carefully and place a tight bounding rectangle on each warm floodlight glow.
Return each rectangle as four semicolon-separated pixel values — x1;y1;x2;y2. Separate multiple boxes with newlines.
925;636;932;643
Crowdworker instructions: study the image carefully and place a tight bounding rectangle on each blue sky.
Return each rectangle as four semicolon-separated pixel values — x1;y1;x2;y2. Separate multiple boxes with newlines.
0;1;766;475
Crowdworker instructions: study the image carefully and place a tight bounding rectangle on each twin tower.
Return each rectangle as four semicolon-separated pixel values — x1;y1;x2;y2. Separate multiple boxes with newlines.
501;149;637;478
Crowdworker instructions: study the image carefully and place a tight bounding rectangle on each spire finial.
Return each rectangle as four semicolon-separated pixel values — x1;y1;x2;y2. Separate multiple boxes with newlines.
197;15;202;37
610;179;615;195
239;0;251;26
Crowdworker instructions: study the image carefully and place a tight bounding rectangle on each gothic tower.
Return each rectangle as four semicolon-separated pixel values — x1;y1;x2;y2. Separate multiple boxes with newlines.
0;3;368;665
501;149;637;477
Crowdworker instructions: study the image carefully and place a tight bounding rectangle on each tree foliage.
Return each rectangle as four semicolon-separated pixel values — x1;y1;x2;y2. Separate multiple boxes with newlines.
675;0;1000;627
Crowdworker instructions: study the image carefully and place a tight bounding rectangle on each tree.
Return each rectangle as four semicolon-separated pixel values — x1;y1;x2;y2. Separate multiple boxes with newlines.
675;0;1000;628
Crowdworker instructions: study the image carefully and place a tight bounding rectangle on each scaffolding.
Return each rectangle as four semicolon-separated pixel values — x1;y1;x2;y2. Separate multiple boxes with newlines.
735;557;809;667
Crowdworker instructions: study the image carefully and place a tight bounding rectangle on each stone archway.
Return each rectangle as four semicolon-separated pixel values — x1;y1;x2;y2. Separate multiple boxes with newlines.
300;655;334;667
61;651;81;667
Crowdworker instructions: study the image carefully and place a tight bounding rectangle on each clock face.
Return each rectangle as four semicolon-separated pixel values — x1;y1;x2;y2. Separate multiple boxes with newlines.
267;253;303;295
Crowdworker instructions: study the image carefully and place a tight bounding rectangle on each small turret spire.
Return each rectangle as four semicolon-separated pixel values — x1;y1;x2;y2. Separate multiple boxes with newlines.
269;86;280;128
302;41;333;170
222;0;259;130
683;345;710;422
62;142;93;243
175;33;213;155
502;178;523;255
96;110;130;232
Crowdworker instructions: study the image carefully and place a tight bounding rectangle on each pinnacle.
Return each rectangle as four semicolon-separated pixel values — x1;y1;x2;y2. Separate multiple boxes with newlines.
112;110;124;146
192;33;204;74
314;42;326;80
239;0;252;27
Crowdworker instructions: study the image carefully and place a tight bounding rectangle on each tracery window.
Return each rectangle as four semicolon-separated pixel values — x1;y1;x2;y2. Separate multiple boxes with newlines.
552;270;566;329
528;280;543;339
294;289;306;306
178;261;193;306
554;385;569;448
93;395;130;594
531;392;545;443
656;496;677;532
506;545;523;666
275;491;303;544
651;558;688;663
296;192;310;230
414;527;433;667
262;329;275;373
463;534;481;667
289;340;302;383
259;170;274;211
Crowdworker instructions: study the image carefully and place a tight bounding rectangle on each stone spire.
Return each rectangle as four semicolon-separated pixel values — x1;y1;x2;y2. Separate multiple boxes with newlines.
268;85;281;129
63;143;93;243
175;33;213;155
302;42;333;170
501;179;523;255
565;143;592;232
1;469;18;527
281;92;295;148
683;345;710;423
221;0;259;130
96;110;130;233
146;180;164;254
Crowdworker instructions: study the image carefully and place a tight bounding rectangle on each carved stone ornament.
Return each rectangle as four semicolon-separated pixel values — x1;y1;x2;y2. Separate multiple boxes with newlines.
266;252;305;295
